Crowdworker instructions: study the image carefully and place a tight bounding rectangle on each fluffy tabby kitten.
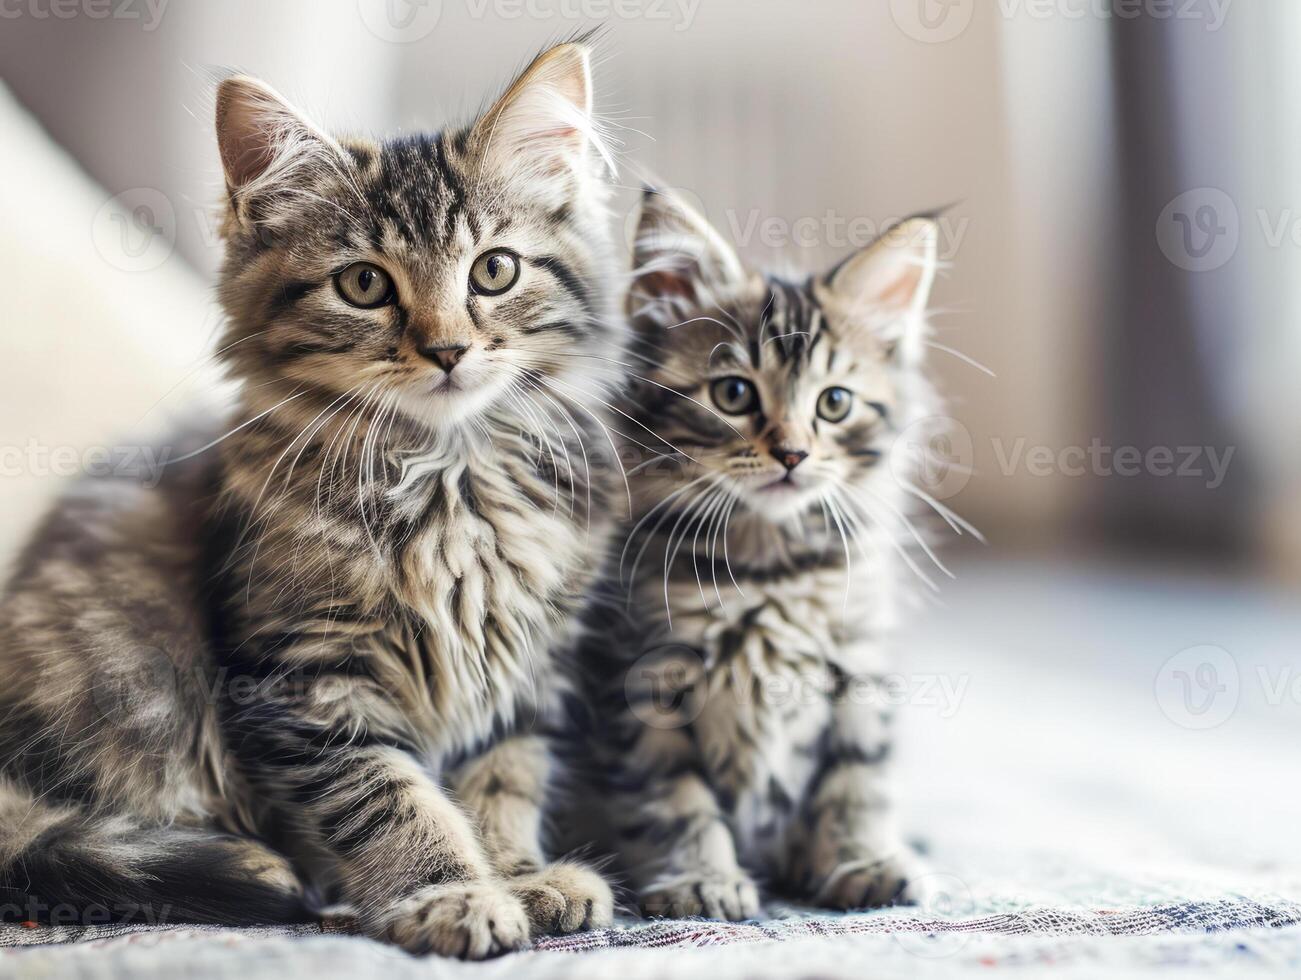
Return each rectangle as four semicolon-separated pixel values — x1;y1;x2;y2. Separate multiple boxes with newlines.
0;42;623;958
574;189;947;919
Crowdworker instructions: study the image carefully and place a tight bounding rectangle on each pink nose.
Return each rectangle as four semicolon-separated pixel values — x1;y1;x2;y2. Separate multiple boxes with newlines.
776;449;808;471
420;344;468;373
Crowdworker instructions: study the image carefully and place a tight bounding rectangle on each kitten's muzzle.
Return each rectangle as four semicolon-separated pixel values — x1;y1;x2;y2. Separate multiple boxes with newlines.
773;448;809;471
420;343;469;373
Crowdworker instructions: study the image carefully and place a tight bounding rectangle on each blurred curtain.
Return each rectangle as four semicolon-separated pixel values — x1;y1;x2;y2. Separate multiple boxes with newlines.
1103;14;1250;556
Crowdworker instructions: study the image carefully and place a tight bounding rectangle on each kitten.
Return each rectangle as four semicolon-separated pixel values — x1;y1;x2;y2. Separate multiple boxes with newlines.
574;188;947;919
0;42;623;958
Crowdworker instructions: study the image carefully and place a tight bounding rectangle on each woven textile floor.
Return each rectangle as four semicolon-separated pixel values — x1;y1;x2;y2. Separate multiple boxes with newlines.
2;559;1298;978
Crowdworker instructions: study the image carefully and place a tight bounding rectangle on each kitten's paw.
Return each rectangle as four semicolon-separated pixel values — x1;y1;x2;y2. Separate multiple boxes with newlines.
812;852;931;910
381;881;529;958
508;860;614;936
641;871;761;921
214;835;305;900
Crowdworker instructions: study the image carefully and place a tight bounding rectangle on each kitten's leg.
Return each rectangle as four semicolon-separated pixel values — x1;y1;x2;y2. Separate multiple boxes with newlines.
450;735;612;936
787;683;929;909
232;678;528;958
608;724;759;921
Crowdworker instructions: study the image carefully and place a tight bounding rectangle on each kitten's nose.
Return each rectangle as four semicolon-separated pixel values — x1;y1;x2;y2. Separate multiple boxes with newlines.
420;343;468;373
775;448;809;471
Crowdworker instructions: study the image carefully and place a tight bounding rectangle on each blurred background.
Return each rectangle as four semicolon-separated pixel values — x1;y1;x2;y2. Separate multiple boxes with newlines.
0;0;1298;920
2;0;1297;576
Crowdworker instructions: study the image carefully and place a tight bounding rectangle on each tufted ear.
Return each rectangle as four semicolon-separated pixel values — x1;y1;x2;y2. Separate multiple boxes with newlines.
470;42;611;182
629;186;749;317
215;75;345;219
825;217;939;357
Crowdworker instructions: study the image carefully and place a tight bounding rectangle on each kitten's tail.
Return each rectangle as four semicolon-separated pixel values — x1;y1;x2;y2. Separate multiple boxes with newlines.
0;786;312;926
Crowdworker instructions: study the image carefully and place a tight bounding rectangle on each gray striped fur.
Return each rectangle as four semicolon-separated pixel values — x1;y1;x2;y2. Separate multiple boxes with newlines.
571;188;948;919
0;41;621;958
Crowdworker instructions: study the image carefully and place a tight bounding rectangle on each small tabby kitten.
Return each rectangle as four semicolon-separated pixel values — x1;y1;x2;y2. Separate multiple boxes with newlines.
576;189;946;919
0;43;622;958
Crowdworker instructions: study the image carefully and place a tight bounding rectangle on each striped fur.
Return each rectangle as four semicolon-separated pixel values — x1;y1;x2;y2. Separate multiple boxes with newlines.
0;42;621;957
571;189;948;918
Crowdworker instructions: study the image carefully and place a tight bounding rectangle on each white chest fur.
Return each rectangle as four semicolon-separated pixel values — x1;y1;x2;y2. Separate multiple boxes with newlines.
370;446;583;755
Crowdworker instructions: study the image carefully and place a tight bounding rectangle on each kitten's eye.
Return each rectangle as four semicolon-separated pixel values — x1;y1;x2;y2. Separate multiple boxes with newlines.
817;386;854;423
711;376;758;415
335;262;394;309
470;249;521;296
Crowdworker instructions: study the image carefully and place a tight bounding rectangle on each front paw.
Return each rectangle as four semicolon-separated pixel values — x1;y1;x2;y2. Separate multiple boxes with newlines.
641;871;761;921
381;881;529;958
508;860;614;937
810;851;931;910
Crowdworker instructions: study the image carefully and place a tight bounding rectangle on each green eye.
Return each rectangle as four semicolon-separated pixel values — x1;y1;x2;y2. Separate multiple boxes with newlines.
335;262;394;308
817;386;853;423
710;376;758;415
470;249;521;296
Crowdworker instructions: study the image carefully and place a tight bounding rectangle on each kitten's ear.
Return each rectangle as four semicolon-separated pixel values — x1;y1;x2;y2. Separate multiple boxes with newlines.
630;187;748;314
824;217;939;357
470;42;611;181
215;75;344;214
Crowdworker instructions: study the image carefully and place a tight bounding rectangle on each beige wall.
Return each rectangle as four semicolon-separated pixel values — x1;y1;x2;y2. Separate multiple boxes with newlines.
393;1;1117;546
0;1;1227;554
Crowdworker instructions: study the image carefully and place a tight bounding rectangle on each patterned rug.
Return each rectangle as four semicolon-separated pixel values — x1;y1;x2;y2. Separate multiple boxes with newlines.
4;564;1299;977
2;897;1299;978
